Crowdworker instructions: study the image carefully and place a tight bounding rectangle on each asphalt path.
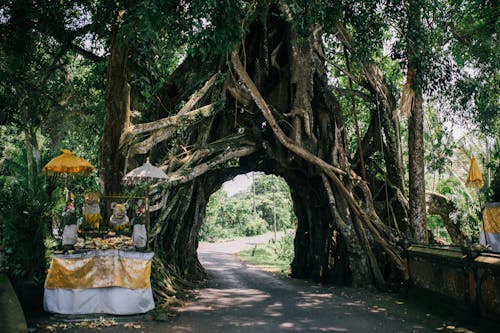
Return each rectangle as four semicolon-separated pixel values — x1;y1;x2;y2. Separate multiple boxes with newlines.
147;233;473;333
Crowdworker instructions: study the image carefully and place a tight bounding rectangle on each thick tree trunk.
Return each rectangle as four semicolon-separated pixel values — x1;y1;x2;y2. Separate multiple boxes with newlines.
287;173;373;285
406;0;427;243
408;93;426;242
99;29;130;196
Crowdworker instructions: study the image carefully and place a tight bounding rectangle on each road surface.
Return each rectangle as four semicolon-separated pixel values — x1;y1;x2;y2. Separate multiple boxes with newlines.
147;233;475;332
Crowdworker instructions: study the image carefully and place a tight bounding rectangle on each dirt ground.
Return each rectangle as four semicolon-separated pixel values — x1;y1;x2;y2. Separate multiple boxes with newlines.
27;234;494;333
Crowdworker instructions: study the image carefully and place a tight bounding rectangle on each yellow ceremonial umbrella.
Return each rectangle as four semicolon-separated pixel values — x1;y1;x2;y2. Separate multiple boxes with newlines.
41;149;95;200
465;156;486;241
465;156;484;189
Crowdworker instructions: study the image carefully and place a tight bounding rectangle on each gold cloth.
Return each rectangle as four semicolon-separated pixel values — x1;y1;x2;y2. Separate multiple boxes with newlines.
45;250;152;289
81;214;101;230
483;205;500;234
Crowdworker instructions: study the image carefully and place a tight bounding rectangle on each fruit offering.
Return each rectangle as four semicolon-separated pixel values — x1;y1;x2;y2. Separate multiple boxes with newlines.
74;235;134;250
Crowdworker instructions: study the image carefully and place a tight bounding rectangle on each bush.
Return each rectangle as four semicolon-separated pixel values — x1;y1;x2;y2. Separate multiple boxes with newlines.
0;177;52;284
271;230;294;262
426;215;451;243
242;216;268;236
0;133;54;285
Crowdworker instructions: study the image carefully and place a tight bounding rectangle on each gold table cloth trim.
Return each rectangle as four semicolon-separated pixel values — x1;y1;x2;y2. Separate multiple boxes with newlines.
45;250;153;289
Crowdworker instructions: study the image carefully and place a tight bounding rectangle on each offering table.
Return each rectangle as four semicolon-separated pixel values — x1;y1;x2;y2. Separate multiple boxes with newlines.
44;249;154;315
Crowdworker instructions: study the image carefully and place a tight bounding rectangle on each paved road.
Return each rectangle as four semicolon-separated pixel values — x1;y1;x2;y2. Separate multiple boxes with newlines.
147;234;473;333
31;233;482;332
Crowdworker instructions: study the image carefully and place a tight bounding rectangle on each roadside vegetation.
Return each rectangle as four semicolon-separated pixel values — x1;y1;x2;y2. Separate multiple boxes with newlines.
239;231;295;275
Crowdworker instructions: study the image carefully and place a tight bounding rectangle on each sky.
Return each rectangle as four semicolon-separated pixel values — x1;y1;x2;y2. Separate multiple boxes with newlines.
222;173;254;196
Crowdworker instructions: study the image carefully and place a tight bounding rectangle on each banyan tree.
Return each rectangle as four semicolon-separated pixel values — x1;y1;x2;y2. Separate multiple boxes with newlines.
99;1;423;294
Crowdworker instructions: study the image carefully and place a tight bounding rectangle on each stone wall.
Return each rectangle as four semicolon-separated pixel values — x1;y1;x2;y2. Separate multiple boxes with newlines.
407;245;500;321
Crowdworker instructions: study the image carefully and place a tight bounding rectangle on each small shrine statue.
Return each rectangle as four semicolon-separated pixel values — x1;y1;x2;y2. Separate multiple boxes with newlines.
81;192;102;231
132;202;147;249
61;195;76;225
61;196;78;248
109;202;130;232
133;201;147;225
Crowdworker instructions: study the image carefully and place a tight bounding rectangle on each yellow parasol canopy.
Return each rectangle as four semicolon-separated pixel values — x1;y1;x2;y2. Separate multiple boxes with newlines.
41;149;95;176
41;149;95;201
465;156;483;189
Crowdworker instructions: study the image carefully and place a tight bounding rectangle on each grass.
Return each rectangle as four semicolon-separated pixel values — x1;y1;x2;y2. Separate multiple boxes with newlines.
238;243;291;275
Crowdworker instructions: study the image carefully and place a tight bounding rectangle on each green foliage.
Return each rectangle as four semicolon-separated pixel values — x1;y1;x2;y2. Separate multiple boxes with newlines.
437;177;482;242
254;174;295;230
434;0;498;134
0;1;103;129
424;107;456;177
270;230;295;264
241;215;268;237
0;130;53;283
239;245;290;273
200;174;296;241
118;0;247;61
188;0;246;56
426;215;452;243
485;146;500;202
44;57;105;152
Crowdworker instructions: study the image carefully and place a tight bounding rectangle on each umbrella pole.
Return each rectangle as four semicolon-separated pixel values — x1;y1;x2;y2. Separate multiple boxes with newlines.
65;173;69;202
477;188;483;211
477;188;488;246
146;185;150;247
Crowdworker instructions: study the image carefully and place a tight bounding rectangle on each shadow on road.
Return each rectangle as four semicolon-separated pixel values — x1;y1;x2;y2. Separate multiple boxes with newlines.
158;243;453;333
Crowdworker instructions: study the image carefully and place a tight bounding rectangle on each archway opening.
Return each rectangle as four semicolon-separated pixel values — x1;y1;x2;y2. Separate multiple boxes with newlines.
199;172;297;274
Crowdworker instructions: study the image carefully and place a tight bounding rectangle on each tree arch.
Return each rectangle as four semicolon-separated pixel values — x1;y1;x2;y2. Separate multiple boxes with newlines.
103;4;412;294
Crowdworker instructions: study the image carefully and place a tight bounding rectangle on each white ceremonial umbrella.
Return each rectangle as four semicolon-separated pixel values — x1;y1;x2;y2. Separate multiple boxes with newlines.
122;158;168;231
123;158;169;184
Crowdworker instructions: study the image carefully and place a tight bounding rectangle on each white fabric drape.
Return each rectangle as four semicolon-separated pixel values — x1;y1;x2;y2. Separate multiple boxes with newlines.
44;287;154;314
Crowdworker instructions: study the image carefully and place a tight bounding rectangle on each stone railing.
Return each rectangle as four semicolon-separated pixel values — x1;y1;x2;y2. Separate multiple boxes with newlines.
406;245;500;322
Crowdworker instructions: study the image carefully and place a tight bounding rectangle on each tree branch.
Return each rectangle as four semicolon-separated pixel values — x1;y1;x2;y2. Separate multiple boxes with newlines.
323;173;386;288
164;145;257;186
122;74;220;156
327;60;370;90
68;43;105;62
331;87;372;102
123;103;216;140
335;22;353;50
178;74;218;115
126;104;217;156
163;133;253;173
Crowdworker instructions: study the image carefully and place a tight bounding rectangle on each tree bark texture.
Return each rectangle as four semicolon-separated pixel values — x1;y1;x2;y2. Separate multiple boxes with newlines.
107;7;410;293
425;191;468;245
408;94;426;242
406;0;427;243
100;29;130;197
